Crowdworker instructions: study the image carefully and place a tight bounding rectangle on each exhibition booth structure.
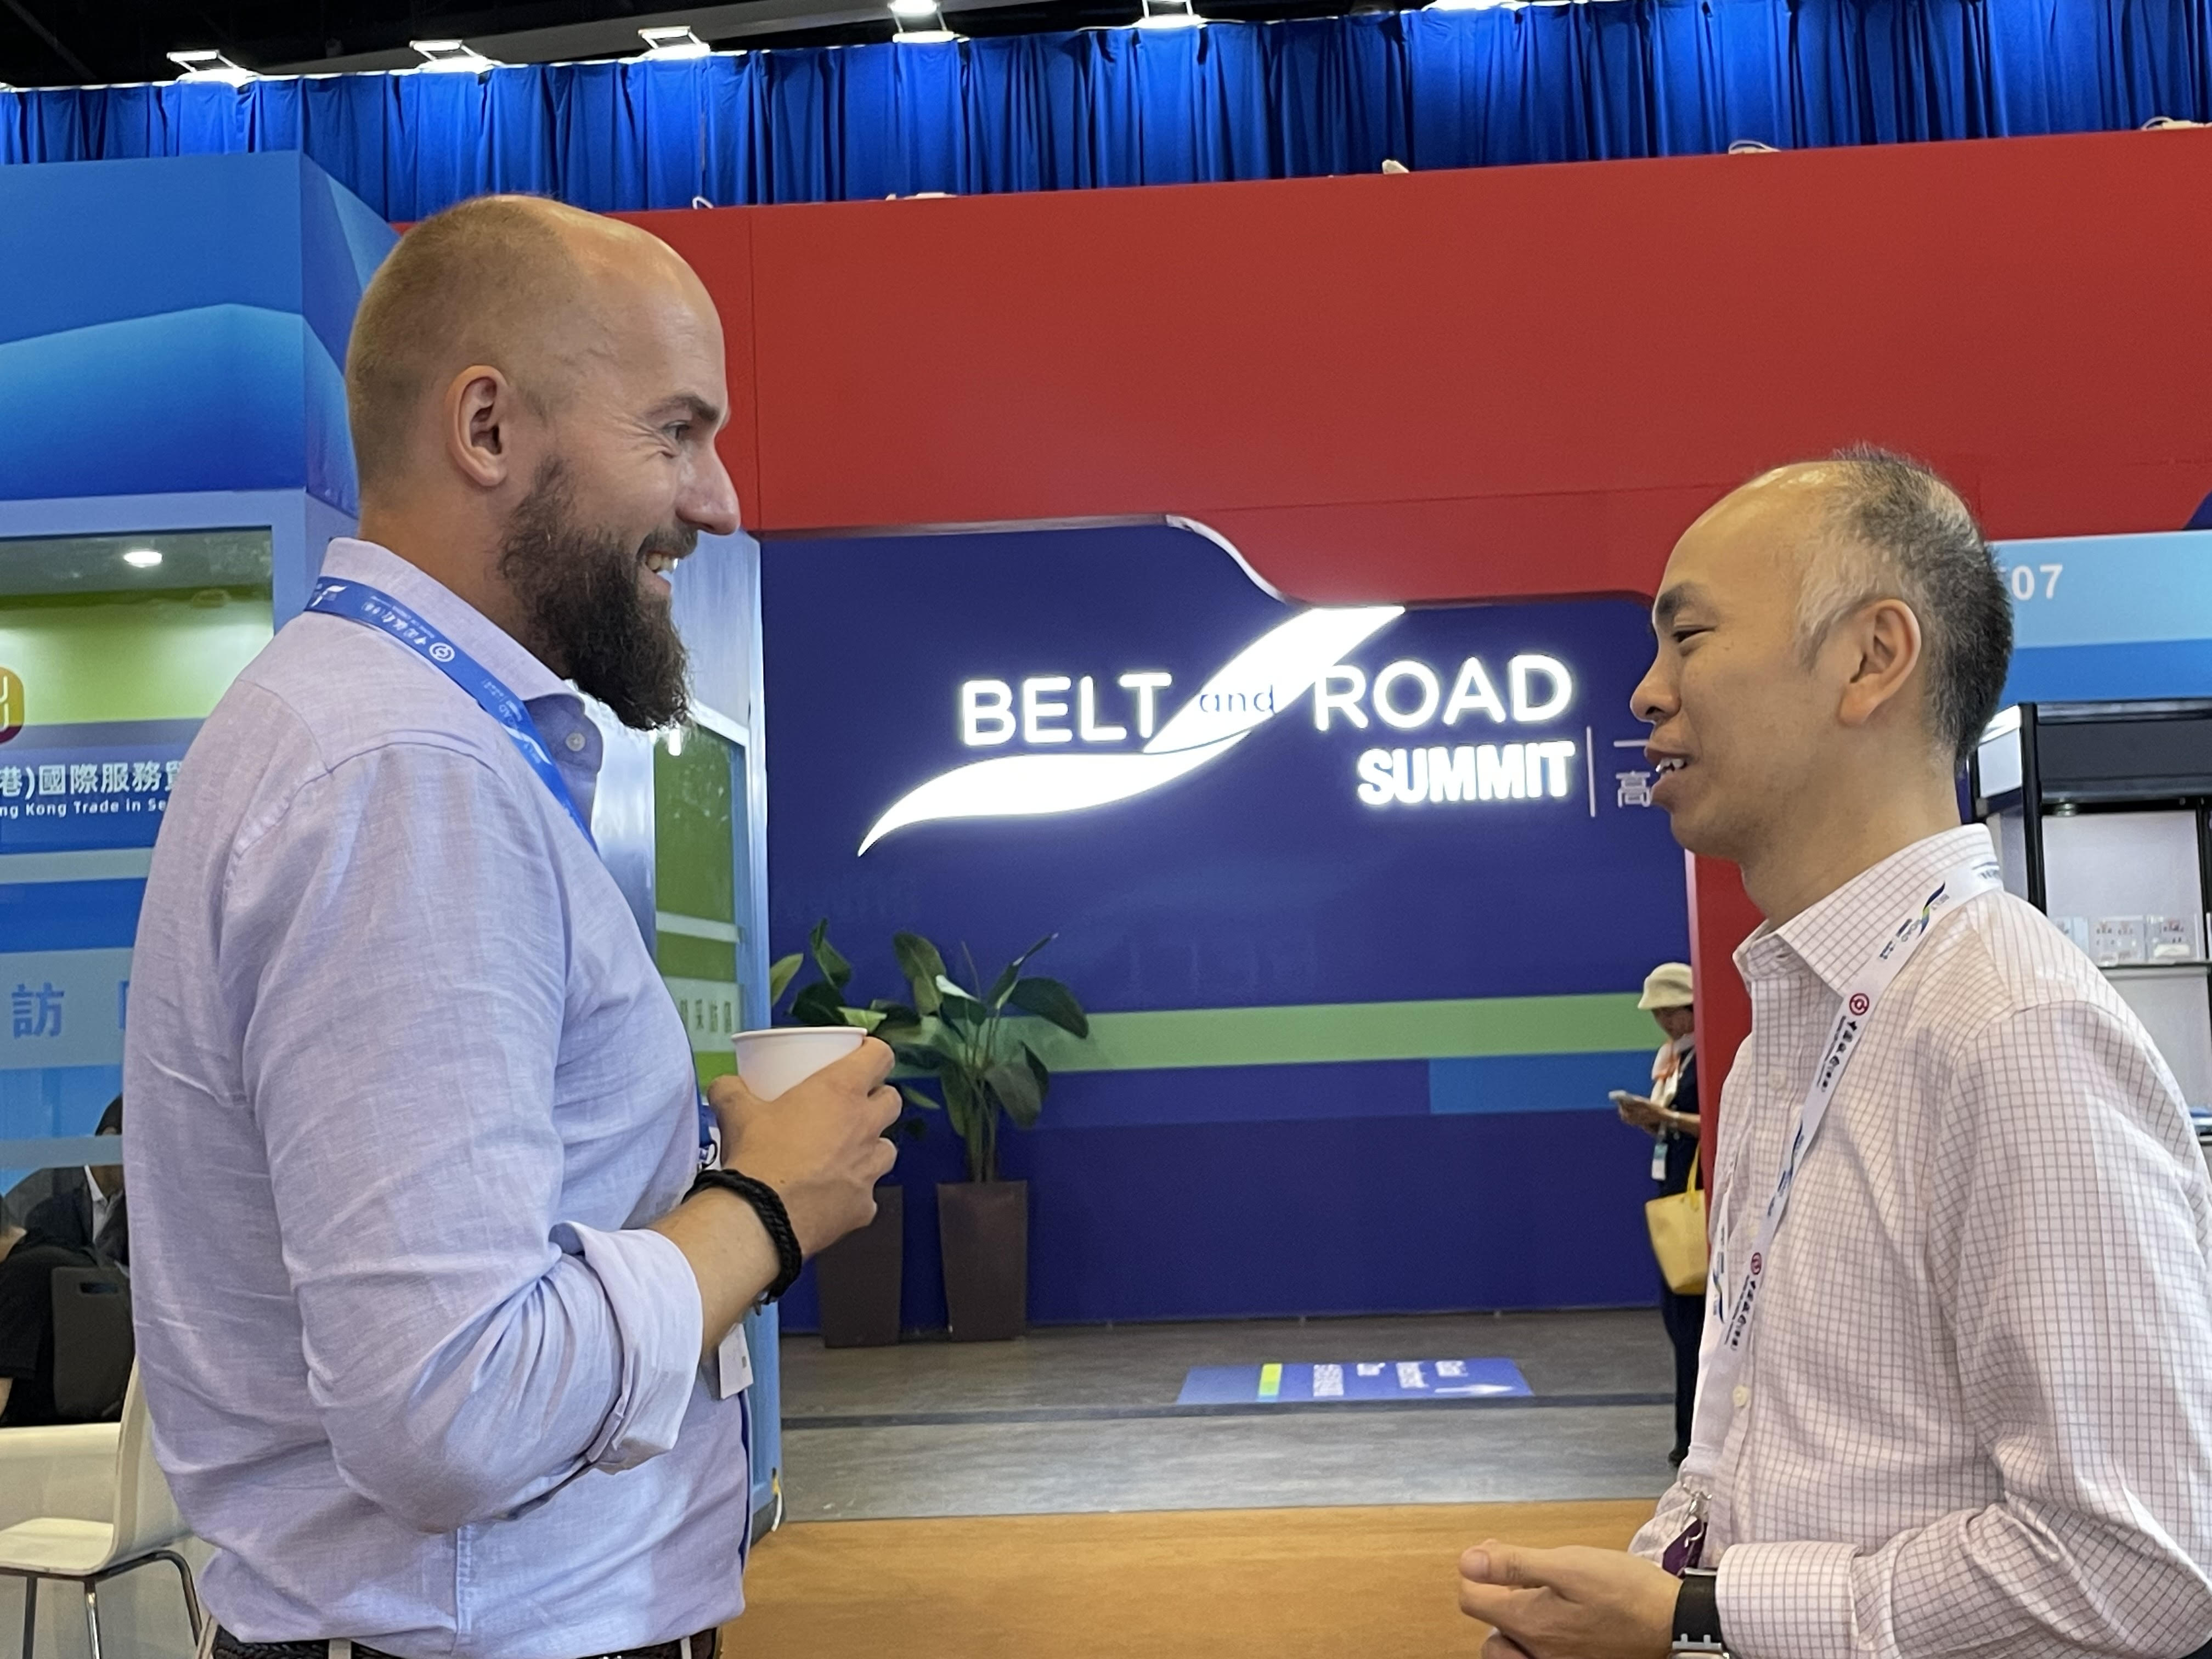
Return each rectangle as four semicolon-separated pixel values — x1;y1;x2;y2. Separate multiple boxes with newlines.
767;523;1685;1333
1973;531;2212;1157
627;122;2212;1330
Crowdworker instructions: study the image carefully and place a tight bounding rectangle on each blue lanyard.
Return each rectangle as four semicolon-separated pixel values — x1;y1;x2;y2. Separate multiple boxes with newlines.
307;577;596;850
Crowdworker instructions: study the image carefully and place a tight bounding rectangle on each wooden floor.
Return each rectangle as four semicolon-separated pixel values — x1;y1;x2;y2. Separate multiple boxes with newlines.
726;1499;1651;1658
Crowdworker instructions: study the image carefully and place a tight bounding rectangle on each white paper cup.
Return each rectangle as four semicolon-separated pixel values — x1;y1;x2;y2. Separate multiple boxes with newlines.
732;1026;866;1101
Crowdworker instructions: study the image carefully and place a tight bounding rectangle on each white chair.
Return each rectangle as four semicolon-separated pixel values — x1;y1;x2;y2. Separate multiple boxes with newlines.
0;1368;201;1659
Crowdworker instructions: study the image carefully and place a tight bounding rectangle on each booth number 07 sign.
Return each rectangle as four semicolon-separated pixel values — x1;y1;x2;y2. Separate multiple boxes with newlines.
859;607;1586;853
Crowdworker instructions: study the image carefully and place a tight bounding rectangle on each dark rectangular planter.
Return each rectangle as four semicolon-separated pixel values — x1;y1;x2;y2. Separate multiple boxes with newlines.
937;1178;1028;1341
814;1183;904;1348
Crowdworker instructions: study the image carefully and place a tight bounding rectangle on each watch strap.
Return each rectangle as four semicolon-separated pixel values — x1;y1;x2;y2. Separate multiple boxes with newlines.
1672;1567;1728;1655
688;1167;804;1304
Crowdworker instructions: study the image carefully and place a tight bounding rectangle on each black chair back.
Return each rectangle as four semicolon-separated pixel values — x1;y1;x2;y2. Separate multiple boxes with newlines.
50;1263;134;1421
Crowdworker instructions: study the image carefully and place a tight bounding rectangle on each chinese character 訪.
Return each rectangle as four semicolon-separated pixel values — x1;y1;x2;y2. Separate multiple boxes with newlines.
10;981;63;1039
1615;769;1656;809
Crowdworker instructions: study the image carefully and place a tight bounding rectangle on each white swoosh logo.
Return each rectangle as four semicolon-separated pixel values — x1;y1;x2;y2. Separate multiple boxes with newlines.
858;606;1403;854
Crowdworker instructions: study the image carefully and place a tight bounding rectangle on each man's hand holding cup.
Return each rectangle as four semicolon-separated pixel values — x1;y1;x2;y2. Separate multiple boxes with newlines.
713;1029;901;1257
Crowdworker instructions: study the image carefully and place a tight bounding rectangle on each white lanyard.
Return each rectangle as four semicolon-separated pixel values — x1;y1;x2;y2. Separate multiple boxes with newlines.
1679;854;2003;1484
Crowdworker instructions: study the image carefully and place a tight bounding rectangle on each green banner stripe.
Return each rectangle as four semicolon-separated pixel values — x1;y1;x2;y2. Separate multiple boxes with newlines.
1018;992;1654;1074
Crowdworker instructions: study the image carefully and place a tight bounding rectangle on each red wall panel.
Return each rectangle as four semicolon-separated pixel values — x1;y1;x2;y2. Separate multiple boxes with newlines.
639;125;2212;608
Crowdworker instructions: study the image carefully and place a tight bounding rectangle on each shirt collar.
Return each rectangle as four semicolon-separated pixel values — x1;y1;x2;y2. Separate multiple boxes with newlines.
1735;823;1997;996
318;538;575;710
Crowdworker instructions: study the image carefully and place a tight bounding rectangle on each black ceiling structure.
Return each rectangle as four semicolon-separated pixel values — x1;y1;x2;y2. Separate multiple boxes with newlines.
0;0;1376;89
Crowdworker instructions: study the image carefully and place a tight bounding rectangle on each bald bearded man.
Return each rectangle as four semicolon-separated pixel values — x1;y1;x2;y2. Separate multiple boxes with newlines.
124;197;899;1659
1458;454;2212;1659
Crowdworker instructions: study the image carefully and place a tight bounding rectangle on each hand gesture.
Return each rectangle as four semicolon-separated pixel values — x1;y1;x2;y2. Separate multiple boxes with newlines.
1457;1542;1679;1659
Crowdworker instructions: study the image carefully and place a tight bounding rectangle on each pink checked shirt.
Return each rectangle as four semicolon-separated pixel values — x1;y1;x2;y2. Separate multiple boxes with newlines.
1630;825;2212;1658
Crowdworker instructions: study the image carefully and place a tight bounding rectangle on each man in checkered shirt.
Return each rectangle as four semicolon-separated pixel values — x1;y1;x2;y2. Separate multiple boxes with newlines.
1460;452;2212;1658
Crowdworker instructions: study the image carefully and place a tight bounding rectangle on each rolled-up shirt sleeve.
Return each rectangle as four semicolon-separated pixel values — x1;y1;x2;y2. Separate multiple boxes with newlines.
225;738;701;1534
552;1223;702;1471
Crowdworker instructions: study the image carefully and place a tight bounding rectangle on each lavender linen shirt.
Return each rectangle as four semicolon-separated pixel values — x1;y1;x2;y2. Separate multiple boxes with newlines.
123;539;746;1659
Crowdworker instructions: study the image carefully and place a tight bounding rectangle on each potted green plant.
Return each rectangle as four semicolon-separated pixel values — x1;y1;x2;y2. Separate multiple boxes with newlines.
767;922;925;1348
879;931;1088;1341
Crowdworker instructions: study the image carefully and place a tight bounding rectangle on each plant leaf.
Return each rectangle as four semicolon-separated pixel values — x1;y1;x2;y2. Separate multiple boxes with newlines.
936;981;988;1028
891;1042;945;1071
1007;975;1089;1038
768;952;804;1009
986;958;1020;1010
1022;1041;1052;1100
899;1085;942;1113
789;980;850;1026
808;918;854;993
941;1068;979;1145
842;1006;886;1031
984;1060;1043;1128
894;932;947;1015
1010;932;1056;974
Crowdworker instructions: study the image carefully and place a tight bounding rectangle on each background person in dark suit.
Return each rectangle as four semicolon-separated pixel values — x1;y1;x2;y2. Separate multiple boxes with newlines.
0;1094;127;1424
1;1093;128;1263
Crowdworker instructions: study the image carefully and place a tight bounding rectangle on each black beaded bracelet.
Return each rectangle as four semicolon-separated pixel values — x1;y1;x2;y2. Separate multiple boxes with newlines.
689;1169;805;1305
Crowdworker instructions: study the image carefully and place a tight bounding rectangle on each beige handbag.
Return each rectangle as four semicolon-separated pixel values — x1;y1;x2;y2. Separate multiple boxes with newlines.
1645;1148;1709;1296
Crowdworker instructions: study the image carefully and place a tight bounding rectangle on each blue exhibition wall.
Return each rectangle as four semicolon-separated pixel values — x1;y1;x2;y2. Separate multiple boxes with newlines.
1994;530;2212;704
0;152;393;1169
7;0;2212;217
0;151;392;517
766;524;1689;1325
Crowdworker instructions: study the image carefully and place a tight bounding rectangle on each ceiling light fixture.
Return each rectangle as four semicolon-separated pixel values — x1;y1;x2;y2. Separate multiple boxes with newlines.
637;25;712;59
890;0;958;43
410;39;501;74
122;549;164;569
1135;0;1206;29
167;49;255;84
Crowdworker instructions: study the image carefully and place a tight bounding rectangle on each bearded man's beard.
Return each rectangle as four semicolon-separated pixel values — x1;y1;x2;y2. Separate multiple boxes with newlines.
498;459;693;731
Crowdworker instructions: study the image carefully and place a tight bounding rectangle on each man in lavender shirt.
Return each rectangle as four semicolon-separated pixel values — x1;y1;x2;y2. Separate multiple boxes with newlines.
123;196;898;1659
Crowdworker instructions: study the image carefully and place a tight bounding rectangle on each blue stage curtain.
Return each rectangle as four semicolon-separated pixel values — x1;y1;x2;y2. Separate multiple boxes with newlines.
4;0;2211;217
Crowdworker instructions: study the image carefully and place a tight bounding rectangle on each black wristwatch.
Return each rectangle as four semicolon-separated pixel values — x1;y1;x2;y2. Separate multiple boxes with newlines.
1672;1567;1730;1656
688;1167;805;1304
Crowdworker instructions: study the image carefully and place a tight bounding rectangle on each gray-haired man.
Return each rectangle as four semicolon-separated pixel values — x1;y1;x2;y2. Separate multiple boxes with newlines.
1462;452;2212;1659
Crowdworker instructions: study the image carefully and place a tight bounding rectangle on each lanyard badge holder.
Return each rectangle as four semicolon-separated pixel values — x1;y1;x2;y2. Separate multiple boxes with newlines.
1664;856;2004;1572
306;579;597;848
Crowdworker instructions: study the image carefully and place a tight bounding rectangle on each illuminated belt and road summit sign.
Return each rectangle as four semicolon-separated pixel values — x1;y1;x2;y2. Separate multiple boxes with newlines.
862;603;1592;852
